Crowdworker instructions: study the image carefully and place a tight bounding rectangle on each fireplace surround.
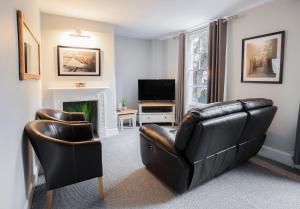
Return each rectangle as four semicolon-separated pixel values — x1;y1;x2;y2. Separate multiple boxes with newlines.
48;86;117;138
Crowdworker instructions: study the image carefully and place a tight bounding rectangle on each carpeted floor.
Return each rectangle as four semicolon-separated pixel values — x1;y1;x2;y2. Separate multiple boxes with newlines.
31;128;300;209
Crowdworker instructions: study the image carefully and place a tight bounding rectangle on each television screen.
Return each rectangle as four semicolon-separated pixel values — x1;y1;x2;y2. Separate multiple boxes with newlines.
138;79;175;101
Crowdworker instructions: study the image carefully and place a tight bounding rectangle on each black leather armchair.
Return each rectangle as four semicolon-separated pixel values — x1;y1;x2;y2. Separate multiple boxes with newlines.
36;108;88;124
140;98;277;193
25;120;103;209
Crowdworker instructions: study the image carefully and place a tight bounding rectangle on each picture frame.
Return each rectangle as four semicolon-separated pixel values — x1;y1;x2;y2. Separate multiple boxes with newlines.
17;10;41;80
241;31;285;84
57;45;101;76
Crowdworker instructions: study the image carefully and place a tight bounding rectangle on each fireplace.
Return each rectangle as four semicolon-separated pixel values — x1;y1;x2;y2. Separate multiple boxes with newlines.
47;86;118;138
63;101;98;137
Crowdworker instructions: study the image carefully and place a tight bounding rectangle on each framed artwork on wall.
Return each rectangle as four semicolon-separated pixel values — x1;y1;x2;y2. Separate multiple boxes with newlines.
241;31;285;84
57;45;101;76
17;10;41;80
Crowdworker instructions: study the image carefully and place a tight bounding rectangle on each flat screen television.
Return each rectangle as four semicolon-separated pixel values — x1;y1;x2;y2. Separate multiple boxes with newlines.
138;79;175;101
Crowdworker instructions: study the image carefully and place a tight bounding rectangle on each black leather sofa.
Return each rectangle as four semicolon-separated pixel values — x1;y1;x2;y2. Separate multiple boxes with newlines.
140;98;277;193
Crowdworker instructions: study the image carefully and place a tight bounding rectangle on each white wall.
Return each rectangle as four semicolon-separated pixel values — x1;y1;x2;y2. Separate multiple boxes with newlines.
0;0;42;208
163;37;179;80
115;36;151;108
115;36;178;108
226;0;300;166
41;13;117;130
149;40;165;78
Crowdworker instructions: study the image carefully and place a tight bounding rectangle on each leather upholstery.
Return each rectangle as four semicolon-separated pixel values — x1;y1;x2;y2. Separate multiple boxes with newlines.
184;112;247;163
190;101;243;120
175;101;243;152
174;111;201;152
36;108;88;124
25;120;102;191
139;98;276;193
239;106;277;143
140;133;191;193
140;124;178;154
239;98;273;110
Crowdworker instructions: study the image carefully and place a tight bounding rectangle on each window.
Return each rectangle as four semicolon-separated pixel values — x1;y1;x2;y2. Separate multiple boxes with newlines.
187;27;209;105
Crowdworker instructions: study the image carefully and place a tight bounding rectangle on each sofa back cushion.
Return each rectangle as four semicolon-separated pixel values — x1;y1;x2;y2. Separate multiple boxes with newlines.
239;98;277;143
240;98;273;110
184;112;247;163
175;101;243;152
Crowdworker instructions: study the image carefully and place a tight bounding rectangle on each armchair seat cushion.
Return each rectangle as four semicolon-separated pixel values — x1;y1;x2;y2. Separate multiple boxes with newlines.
140;124;178;155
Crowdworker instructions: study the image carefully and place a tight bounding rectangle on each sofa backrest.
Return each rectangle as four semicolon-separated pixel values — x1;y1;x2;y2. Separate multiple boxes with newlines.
176;99;276;164
175;101;243;152
238;98;277;143
183;110;247;163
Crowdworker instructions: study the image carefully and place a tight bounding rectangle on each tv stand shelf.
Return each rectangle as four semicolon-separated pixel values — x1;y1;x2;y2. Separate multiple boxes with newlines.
138;101;175;126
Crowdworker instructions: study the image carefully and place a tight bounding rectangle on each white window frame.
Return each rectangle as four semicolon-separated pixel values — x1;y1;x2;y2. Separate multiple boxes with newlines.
185;26;209;109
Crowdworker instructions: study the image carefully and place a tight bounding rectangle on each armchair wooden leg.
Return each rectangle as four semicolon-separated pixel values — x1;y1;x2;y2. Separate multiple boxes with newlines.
46;190;53;209
98;176;104;200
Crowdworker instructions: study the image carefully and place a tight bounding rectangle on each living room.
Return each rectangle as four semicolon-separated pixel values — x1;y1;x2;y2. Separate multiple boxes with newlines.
1;0;300;209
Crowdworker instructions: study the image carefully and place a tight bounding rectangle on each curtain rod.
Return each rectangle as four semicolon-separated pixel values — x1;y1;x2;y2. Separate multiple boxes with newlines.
158;14;238;40
185;14;238;34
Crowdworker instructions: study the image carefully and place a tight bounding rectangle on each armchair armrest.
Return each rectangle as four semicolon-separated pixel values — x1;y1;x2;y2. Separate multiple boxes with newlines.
140;124;178;154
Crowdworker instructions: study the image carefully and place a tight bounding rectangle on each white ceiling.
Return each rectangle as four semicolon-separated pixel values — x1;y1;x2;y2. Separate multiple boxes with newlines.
38;0;273;39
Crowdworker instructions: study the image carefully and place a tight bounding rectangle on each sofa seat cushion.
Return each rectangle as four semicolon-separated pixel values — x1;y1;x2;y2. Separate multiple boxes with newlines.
140;124;178;154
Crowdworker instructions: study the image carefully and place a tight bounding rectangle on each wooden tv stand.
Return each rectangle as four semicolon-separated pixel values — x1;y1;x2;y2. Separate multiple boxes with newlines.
138;101;175;126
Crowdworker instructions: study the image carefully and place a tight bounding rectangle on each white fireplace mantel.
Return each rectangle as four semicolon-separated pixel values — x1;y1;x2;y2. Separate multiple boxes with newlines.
48;86;110;90
48;86;113;138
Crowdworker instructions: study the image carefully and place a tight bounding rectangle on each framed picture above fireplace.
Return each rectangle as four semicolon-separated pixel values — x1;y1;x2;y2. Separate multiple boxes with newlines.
241;31;285;84
57;45;101;76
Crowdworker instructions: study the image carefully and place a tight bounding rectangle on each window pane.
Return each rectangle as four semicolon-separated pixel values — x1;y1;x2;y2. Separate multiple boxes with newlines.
192;54;200;70
187;27;209;105
192;87;207;104
199;32;208;52
199;52;208;69
192;37;200;54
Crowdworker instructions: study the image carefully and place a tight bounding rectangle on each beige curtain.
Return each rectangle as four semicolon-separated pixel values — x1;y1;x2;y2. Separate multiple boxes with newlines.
176;33;185;123
207;19;227;103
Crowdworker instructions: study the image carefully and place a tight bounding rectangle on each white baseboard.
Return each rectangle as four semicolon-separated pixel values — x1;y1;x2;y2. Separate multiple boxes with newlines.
105;128;118;137
258;145;293;167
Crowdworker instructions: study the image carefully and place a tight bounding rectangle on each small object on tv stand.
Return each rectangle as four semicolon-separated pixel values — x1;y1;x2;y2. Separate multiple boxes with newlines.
138;101;175;126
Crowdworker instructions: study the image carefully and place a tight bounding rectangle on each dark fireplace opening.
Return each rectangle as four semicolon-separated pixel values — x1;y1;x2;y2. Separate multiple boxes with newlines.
63;101;98;137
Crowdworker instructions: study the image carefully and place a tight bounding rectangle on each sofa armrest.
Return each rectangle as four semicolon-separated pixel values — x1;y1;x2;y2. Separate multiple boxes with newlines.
140;124;178;154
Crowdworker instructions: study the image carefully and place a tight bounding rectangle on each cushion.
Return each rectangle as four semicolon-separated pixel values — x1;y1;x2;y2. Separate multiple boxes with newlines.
192;101;243;120
175;101;243;151
239;98;273;110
